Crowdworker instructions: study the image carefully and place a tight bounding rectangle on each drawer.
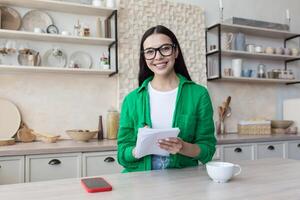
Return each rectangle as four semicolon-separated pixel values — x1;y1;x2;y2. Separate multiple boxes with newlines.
288;141;300;160
222;144;254;162
82;151;123;176
0;156;24;185
26;153;81;182
257;143;284;159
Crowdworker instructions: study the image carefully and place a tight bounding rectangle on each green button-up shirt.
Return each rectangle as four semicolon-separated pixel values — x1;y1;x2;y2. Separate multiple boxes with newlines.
117;74;216;172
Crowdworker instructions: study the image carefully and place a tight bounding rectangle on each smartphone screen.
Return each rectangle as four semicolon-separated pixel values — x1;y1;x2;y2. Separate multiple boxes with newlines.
81;177;112;193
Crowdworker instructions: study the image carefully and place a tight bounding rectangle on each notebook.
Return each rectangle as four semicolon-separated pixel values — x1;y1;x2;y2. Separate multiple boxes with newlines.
135;127;180;159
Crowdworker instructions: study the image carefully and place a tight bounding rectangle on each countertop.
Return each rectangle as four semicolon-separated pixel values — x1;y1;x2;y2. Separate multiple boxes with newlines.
1;133;300;156
0;158;299;200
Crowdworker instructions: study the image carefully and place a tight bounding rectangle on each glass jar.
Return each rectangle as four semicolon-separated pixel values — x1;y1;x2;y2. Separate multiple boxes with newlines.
257;64;266;78
106;107;119;139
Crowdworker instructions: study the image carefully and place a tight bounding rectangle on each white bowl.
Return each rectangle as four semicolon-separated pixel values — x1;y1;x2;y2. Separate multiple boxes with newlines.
66;129;97;142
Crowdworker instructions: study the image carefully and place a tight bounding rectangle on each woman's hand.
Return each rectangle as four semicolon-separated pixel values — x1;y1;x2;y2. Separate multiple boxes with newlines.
157;137;184;154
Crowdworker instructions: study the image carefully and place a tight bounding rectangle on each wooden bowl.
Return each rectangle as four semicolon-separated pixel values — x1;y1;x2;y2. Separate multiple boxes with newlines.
66;129;97;142
271;120;293;129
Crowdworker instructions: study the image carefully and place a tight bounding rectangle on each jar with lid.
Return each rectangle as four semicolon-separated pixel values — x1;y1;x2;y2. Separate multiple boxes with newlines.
106;107;119;139
257;64;266;78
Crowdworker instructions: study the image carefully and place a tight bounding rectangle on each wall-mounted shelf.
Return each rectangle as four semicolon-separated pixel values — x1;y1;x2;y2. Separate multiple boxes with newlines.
206;49;300;61
208;23;300;39
0;29;115;46
0;65;115;75
214;76;300;85
206;23;300;85
0;0;118;76
0;0;116;17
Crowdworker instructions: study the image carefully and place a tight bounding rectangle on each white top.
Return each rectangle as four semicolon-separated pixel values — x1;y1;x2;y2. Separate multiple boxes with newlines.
148;83;178;128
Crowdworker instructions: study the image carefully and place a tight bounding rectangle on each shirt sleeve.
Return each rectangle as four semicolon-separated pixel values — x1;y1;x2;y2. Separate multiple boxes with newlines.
117;95;140;170
193;89;216;164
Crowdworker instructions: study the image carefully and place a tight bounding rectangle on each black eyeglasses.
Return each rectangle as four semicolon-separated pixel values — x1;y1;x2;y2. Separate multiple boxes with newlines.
142;43;176;60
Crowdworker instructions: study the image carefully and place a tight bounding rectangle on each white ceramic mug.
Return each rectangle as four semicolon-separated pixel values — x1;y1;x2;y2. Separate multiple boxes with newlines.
206;161;242;183
232;58;242;77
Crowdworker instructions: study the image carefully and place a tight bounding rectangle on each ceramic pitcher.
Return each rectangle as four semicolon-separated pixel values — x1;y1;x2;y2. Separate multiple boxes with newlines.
235;32;246;51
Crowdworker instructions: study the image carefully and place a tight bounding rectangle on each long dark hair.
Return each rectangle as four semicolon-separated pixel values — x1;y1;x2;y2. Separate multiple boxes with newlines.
138;25;191;86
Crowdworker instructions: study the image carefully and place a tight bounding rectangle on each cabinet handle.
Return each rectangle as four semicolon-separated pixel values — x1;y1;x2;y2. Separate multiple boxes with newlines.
267;145;275;151
48;159;61;165
0;165;1;169
104;157;115;163
297;144;300;148
234;148;242;153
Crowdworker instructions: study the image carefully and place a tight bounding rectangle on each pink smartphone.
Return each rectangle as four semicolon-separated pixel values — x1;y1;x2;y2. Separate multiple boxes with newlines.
81;177;112;193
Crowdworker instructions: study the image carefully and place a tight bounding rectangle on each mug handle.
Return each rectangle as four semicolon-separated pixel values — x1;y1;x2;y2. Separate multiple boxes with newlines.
233;164;242;176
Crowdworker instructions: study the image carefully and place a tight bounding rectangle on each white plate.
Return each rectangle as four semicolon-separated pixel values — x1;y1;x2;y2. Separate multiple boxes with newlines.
69;51;92;69
22;10;53;32
0;98;21;139
43;48;68;68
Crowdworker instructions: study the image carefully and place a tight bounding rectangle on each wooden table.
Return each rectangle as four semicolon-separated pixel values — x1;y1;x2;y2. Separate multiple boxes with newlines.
0;158;300;200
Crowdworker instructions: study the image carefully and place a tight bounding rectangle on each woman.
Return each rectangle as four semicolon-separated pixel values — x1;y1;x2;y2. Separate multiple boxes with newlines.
117;25;216;172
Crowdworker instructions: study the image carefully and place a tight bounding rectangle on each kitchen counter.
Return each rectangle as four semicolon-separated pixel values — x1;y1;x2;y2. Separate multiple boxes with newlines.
217;132;300;144
0;139;117;156
0;158;299;200
1;133;300;156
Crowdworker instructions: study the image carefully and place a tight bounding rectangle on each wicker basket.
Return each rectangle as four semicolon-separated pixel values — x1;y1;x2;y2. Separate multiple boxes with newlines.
238;120;271;135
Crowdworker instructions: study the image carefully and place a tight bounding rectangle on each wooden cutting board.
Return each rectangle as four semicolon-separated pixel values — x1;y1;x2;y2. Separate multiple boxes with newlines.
283;98;300;129
0;98;21;139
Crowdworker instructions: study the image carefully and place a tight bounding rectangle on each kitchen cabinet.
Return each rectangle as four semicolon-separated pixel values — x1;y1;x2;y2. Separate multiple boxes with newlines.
0;0;118;76
287;140;300;160
221;144;254;162
256;142;285;159
82;151;123;177
25;153;82;182
206;23;300;85
0;156;24;185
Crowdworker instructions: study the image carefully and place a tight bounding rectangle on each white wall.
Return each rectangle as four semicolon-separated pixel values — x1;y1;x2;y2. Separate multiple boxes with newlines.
173;0;300;132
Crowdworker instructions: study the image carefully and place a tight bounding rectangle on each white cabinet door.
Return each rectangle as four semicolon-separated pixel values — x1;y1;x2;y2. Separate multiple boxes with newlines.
82;151;123;177
288;140;300;160
26;153;81;182
0;156;24;185
222;144;255;162
257;142;285;159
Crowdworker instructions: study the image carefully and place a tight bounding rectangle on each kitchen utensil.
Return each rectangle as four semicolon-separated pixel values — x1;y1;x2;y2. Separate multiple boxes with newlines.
271;120;293;129
69;51;92;69
291;48;299;56
232;59;242;77
0;138;15;146
66;129;98;142
246;44;255;53
22;10;53;32
255;45;263;53
32;131;60;143
0;6;21;30
265;47;274;54
106;108;119;139
257;64;266;78
275;47;284;55
234;32;246;51
283;98;300;131
43;48;67;68
18;49;41;66
0;98;21;139
16;122;36;143
221;32;234;50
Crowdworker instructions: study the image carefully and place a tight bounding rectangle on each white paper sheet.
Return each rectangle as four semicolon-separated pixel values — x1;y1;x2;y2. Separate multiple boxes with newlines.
135;128;180;159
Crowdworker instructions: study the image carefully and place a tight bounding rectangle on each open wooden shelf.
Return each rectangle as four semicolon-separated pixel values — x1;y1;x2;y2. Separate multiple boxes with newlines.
0;0;116;16
208;23;300;39
0;65;115;75
206;49;300;61
211;76;300;84
0;29;114;46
